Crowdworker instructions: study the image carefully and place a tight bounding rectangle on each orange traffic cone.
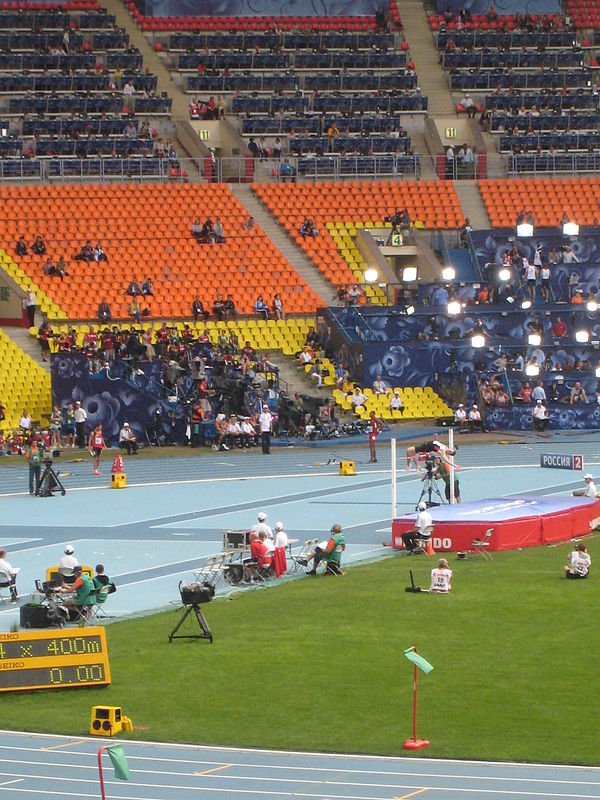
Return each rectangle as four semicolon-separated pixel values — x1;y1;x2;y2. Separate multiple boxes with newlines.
425;539;435;556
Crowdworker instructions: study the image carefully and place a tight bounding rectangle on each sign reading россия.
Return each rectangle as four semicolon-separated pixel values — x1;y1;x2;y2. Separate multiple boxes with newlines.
540;453;584;471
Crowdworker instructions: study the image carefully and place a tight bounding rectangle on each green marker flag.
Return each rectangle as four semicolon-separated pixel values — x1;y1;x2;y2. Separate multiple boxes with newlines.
107;744;131;781
404;647;434;674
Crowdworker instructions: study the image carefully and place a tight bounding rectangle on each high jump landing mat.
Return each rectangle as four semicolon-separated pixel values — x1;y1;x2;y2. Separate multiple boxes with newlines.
392;495;600;553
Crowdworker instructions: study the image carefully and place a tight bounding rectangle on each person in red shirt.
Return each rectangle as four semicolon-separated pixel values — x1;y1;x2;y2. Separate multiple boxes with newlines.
243;532;263;583
368;410;383;463
551;316;567;338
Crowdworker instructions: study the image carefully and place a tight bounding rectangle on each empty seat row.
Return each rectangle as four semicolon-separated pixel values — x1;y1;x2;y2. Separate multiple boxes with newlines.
168;31;395;50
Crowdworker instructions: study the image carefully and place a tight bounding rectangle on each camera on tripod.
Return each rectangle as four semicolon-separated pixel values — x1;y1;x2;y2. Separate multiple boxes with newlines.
43;456;53;467
424;455;436;478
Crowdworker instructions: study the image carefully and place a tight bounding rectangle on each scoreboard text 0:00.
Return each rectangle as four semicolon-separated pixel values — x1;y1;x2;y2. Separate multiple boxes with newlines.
0;627;111;693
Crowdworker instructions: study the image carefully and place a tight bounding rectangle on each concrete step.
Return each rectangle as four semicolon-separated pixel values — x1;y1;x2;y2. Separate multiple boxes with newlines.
453;180;491;229
396;0;455;116
4;324;50;373
229;184;337;305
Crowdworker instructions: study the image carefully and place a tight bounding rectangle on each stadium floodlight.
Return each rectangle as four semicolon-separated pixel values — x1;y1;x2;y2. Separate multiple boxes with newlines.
402;266;418;282
525;363;540;376
447;300;461;315
516;223;534;238
586;300;598;312
442;266;455;281
575;329;590;343
562;221;579;237
471;334;485;349
498;268;511;282
528;333;541;346
405;305;415;316
521;299;532;310
596;367;600;378
364;268;378;283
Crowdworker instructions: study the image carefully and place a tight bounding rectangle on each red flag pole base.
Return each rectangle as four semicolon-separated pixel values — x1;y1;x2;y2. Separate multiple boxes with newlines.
404;738;430;750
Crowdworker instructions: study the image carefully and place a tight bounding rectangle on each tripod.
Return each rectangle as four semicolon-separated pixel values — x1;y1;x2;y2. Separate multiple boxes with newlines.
168;603;213;643
416;472;445;509
36;462;66;497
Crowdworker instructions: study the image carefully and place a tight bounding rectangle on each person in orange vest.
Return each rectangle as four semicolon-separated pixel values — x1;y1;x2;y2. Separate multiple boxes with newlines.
88;423;106;476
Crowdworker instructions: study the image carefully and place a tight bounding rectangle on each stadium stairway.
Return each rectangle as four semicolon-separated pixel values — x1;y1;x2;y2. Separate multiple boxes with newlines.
230;184;335;306
453;181;491;228
0;328;51;431
4;325;50;374
394;0;455;116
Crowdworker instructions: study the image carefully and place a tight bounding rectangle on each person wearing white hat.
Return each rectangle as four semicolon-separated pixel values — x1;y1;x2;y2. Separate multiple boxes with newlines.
401;501;433;554
273;521;288;577
118;421;138;454
468;403;485;433
58;544;79;582
454;403;467;432
251;511;273;541
573;474;597;498
430;557;453;593
532;399;549;432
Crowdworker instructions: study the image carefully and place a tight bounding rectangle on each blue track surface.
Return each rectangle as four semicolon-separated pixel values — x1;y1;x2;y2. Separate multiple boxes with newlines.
1;731;600;800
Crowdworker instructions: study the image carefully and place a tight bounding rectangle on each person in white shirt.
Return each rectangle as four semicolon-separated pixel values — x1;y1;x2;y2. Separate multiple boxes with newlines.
460;93;477;118
123;80;135;96
429;558;453;593
0;548;19;602
372;375;388;396
525;259;538;302
390;391;403;413
401;502;433;553
251;511;273;541
468;404;485;433
454;403;467;432
118;422;138;454
350;387;367;410
225;415;242;449
274;521;288;550
241;417;256;448
564;542;591;579
58;544;79;583
573;473;597;498
532;399;549;432
74;400;87;448
272;521;288;577
19;410;32;430
258;404;273;454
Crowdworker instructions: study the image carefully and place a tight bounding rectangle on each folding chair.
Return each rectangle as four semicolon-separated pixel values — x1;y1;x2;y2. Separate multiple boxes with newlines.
88;584;112;621
0;568;14;603
290;538;318;570
193;555;219;583
413;524;435;555
469;528;494;561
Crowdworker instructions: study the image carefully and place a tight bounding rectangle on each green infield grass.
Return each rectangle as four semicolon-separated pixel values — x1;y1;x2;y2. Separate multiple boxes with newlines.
4;537;599;765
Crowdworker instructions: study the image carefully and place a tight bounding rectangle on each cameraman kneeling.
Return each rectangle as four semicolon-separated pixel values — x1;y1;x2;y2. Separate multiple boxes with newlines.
402;502;432;553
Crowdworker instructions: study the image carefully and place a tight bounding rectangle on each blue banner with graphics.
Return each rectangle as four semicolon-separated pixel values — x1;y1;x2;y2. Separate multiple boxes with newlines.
146;0;380;17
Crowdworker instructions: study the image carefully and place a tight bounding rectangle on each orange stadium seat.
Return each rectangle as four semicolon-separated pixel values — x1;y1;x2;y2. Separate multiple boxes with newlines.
0;184;322;320
479;178;600;228
253;181;465;288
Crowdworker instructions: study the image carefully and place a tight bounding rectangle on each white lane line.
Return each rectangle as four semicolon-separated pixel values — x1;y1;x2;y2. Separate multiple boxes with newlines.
0;779;22;786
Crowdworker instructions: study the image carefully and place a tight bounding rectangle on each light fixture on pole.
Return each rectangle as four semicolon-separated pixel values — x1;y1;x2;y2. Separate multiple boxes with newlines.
405;305;415;315
447;300;461;315
521;299;532;310
498;268;511;282
586;300;598;312
528;333;541;346
516;223;534;238
364;268;378;284
471;334;485;348
525;363;540;376
575;329;589;343
562;221;579;237
442;266;455;281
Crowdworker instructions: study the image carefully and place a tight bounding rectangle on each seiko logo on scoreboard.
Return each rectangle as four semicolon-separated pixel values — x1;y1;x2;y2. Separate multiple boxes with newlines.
540;453;584;470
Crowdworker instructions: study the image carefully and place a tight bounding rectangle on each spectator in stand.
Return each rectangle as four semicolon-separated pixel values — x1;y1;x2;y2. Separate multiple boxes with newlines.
532;381;547;403
74;241;95;263
224;294;237;320
98;299;112;324
32;235;46;256
93;243;107;263
192;296;208;322
126;278;141;297
243;216;255;232
516;382;533;404
350;387;367;412
248;137;260;158
495;387;510;408
24;289;36;327
479;380;495;406
254;295;269;320
141;277;154;297
570;381;588;405
347;284;363;306
16;236;27;256
300;218;318;238
390;391;404;414
279;159;296;182
213;217;225;243
129;298;141;324
372;375;389;396
540;262;551;303
272;293;285;320
562;244;580;264
532;399;549;431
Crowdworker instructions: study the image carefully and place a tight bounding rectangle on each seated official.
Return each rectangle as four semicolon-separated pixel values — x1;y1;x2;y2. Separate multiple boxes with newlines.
468;404;486;432
0;548;19;602
454;404;467;432
401;502;433;553
301;524;345;575
430;558;453;593
93;564;116;595
59;565;96;612
564;543;591;579
572;473;597;498
118;422;138;454
243;531;262;583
